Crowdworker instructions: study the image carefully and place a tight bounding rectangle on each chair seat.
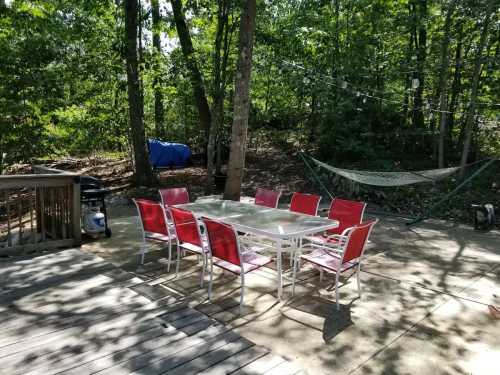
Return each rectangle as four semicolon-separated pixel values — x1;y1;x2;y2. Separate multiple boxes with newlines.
214;250;272;274
306;233;341;245
145;232;175;242
179;241;208;255
301;249;358;273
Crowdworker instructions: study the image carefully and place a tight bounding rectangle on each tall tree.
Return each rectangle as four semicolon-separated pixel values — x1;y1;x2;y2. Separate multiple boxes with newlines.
125;0;154;186
437;0;456;168
170;0;211;145
447;21;463;145
151;0;165;139
206;0;232;194
411;0;427;129
224;0;257;200
459;2;494;178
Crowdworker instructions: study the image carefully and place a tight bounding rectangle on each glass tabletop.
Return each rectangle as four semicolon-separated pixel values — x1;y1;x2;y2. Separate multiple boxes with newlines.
176;200;338;238
176;200;270;219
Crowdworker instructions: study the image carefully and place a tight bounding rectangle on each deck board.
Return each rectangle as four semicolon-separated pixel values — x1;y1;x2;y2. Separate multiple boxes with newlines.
200;345;270;375
231;353;287;375
127;330;244;375
0;249;303;375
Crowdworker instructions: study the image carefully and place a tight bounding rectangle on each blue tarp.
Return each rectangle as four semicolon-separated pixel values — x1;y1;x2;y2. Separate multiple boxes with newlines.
148;139;192;168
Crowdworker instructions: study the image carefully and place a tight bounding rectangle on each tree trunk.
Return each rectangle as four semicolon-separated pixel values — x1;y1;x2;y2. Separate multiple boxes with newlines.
216;17;237;175
170;0;211;146
152;0;165;139
459;3;493;178
206;0;230;194
125;0;154;186
411;0;427;129
447;22;463;149
223;0;256;201
437;0;456;168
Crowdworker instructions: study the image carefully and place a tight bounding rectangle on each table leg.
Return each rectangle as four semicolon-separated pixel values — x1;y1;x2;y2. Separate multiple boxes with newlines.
277;239;282;299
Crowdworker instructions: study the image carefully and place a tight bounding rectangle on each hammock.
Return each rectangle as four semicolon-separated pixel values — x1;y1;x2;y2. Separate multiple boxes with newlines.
301;153;497;227
309;157;460;187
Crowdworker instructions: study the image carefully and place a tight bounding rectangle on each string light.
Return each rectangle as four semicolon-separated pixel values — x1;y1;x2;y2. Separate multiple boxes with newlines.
258;57;500;109
271;59;500;116
251;58;499;126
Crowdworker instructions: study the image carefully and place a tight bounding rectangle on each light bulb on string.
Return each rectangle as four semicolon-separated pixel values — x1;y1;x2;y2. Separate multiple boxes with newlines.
362;97;367;104
412;78;420;89
356;91;360;97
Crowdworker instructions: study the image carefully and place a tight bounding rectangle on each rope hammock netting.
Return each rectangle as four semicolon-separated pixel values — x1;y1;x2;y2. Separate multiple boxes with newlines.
309;156;460;187
299;153;498;225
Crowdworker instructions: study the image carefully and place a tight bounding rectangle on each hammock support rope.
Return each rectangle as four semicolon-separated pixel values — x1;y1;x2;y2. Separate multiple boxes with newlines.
299;152;497;226
407;158;497;225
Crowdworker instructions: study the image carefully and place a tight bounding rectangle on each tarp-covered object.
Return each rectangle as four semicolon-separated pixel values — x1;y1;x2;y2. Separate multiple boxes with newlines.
148;139;191;168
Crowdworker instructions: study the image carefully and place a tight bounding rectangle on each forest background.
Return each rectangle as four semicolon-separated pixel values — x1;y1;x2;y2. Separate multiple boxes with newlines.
1;0;499;222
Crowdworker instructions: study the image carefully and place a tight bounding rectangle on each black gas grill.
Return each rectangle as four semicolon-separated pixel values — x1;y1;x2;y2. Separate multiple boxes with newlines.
80;175;112;237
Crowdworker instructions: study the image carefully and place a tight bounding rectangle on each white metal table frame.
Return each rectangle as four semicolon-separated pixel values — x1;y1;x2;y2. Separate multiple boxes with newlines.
175;200;339;299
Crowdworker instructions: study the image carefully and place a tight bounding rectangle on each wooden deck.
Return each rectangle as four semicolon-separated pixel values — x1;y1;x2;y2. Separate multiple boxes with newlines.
0;249;303;375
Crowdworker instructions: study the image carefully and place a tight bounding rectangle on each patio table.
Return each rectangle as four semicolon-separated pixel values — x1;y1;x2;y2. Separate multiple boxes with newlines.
175;200;339;299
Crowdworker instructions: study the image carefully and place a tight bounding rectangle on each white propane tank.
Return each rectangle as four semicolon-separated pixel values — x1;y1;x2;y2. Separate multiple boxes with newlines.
83;209;105;235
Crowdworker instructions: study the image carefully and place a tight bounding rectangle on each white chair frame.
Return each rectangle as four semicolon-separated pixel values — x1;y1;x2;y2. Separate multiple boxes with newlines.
203;221;272;314
171;210;208;287
292;219;378;310
133;199;175;272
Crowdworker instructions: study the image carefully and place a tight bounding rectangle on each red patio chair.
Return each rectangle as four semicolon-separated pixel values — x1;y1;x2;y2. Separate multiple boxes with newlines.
289;192;321;216
170;207;207;286
254;188;281;208
202;217;272;313
159;187;189;206
159;187;189;232
292;219;378;309
133;199;175;271
307;198;367;247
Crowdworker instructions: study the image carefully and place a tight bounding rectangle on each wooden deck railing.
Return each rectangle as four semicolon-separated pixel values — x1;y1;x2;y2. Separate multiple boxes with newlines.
0;167;81;256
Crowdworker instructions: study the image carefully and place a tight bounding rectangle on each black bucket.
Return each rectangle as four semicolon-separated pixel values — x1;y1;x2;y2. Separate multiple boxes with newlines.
214;174;227;191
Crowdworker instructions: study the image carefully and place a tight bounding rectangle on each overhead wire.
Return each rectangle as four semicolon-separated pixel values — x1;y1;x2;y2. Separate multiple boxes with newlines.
252;56;499;126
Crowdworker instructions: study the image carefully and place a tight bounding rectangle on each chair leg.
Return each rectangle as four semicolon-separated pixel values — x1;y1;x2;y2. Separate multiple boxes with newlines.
292;253;298;296
335;272;341;310
200;253;206;287
175;242;181;276
239;273;245;315
356;265;362;298
297;238;303;272
208;258;213;300
167;239;172;272
139;241;146;265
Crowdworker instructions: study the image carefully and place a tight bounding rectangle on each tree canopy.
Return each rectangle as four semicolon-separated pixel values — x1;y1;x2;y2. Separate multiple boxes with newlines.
1;0;499;181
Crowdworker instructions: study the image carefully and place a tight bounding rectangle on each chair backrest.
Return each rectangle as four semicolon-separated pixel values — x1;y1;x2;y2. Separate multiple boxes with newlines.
133;199;169;235
327;198;367;235
202;217;241;266
289;192;321;216
170;207;202;247
159;187;189;206
255;188;281;208
341;219;378;264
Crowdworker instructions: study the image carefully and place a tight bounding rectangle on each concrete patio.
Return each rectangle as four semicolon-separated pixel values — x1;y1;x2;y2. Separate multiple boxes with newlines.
82;204;500;375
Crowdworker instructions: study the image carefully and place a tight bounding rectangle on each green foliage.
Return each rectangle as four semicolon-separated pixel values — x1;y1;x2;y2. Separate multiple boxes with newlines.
0;0;498;172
